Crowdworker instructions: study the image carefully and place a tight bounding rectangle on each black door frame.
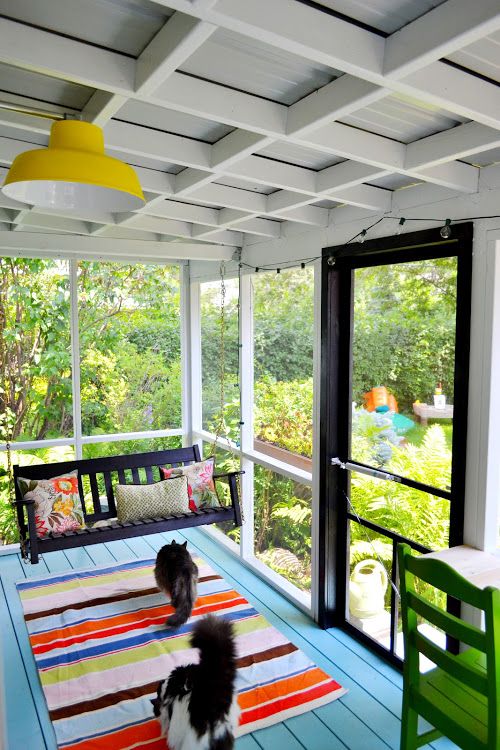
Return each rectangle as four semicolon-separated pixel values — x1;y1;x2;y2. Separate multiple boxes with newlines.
318;223;473;665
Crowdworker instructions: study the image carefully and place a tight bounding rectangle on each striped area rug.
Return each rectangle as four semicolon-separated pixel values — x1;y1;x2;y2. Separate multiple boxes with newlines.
17;555;346;749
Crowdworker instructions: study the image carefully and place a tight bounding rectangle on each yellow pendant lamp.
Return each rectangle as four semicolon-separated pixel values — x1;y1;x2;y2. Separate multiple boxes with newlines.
2;120;145;212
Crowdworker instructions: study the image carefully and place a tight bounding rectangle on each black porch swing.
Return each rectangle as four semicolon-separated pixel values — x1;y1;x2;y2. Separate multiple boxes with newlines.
4;262;243;564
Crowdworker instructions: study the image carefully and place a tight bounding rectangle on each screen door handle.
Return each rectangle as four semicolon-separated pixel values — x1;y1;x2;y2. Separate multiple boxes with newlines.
331;456;402;483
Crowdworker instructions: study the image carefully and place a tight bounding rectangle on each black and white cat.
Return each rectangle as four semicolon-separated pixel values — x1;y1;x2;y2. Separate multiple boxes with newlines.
151;615;240;750
154;540;198;628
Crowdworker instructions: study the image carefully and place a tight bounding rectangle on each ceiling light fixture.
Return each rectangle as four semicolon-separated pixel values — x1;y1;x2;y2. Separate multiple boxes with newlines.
2;119;144;212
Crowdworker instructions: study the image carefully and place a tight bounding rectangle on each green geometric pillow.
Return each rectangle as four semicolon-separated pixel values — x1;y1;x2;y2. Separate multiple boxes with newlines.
115;476;189;523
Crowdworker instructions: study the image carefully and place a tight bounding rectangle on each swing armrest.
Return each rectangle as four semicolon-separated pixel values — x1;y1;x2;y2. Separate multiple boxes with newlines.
17;495;35;505
213;471;244;527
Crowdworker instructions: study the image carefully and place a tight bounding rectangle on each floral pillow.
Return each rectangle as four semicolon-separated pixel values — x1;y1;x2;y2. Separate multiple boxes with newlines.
17;470;84;538
160;458;221;510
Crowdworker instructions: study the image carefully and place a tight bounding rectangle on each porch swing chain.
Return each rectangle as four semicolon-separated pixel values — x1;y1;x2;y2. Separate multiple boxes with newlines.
209;261;244;524
0;303;28;561
210;260;228;455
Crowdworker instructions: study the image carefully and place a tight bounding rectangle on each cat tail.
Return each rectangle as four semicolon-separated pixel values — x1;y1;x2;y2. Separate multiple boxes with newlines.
166;568;195;628
191;614;237;681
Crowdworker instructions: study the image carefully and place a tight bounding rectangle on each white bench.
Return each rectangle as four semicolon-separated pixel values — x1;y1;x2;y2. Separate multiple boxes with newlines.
412;402;454;426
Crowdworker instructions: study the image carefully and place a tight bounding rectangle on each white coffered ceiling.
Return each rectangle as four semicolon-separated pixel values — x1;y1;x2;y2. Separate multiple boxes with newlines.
0;0;499;260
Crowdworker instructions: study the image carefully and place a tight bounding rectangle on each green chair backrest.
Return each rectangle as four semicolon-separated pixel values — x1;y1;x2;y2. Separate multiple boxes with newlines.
398;543;500;750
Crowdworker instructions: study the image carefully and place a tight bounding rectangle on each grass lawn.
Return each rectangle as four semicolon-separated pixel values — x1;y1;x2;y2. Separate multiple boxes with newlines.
403;417;453;450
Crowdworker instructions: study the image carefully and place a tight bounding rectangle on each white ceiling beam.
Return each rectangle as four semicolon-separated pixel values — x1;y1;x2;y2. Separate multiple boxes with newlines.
104;120;212;170
135;13;216;96
211;131;273;170
131;166;177;196
217;210;280;237
266;190;322;215
383;0;500;79
413;161;479;193
316;161;389;193
154;72;287;136
188;184;267;214
0;232;234;261
0;17;134;93
142;199;220;227
269;204;329;227
393;61;500;132
294;122;406;170
81;91;128;128
174;169;219;196
82;12;217;126
181;0;500;130
189;224;243;243
209;0;385;79
286;75;388;138
217;208;256;226
405;122;500;170
118;213;193;238
174;132;274;196
11;212;92;235
232;217;281;238
328;184;392;211
224;156;317;194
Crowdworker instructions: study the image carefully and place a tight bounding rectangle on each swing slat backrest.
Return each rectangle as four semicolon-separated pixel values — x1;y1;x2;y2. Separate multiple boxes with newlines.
14;446;202;522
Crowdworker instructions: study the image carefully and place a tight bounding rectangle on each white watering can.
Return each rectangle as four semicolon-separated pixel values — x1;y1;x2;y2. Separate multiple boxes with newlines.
349;559;388;619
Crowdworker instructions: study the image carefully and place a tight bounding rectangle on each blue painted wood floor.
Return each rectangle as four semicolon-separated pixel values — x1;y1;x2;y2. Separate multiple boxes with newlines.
0;528;458;750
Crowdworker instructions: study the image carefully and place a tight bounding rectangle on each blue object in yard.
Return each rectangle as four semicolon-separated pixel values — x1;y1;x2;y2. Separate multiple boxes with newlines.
391;412;414;434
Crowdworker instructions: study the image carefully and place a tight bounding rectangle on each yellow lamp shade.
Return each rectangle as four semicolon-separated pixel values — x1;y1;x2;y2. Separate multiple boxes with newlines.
2;120;145;212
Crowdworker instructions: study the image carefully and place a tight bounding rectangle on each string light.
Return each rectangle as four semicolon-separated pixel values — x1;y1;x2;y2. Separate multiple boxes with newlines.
440;219;452;239
237;215;492;273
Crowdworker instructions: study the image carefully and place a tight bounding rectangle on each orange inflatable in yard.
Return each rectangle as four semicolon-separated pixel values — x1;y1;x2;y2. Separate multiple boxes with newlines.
363;386;398;413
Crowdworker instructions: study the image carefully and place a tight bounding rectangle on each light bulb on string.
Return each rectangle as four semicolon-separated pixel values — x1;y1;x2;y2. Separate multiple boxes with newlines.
440;219;452;239
359;229;367;243
396;217;406;235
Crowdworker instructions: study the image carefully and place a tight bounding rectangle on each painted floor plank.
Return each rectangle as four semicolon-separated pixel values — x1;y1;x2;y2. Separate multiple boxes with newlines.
1;532;461;750
252;723;306;750
236;735;263;750
285;712;347;750
0;553;57;750
0;574;47;750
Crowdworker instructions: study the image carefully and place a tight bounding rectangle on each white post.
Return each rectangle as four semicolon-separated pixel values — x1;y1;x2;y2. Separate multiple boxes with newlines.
180;264;192;447
464;225;500;551
239;272;255;559
69;259;82;460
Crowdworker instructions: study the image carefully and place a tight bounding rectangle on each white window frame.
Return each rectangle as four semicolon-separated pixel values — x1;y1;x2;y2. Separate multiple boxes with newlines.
191;263;321;616
0;256;183;458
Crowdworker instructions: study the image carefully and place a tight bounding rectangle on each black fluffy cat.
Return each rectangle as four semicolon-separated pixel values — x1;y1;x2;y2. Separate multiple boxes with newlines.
154;540;198;628
151;614;240;750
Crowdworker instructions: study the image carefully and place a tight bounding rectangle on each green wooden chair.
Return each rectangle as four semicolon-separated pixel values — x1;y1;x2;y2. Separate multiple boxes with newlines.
398;543;500;750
